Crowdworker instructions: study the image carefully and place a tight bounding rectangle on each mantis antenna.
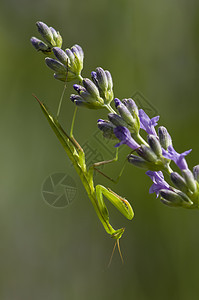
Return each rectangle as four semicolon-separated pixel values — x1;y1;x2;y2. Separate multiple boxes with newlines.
56;58;69;119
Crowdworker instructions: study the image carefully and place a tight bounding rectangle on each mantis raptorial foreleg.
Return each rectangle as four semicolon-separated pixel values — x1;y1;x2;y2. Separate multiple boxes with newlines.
95;185;134;222
95;184;134;264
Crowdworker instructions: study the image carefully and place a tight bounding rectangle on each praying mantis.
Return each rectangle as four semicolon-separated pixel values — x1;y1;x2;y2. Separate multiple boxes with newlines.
33;94;134;262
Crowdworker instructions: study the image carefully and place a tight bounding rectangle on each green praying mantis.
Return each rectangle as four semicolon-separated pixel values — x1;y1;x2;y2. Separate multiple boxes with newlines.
33;90;134;262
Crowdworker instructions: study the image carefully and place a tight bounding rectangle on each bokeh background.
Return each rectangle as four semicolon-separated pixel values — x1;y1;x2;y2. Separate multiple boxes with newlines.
1;0;199;299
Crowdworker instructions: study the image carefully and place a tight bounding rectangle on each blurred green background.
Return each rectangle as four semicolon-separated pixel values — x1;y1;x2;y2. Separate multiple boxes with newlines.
1;0;199;299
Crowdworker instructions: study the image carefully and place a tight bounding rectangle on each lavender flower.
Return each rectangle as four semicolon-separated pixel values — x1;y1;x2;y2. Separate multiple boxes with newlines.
30;37;50;53
139;109;159;136
46;44;84;82
30;21;62;54
36;21;56;47
162;145;192;171
91;67;114;104
71;78;104;109
114;98;135;127
158;126;172;150
122;98;138;116
97;119;116;139
146;171;170;197
113;126;140;149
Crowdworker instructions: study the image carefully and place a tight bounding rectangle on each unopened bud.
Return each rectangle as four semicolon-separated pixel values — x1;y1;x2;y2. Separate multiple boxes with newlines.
97;119;116;139
158;126;172;149
114;98;135;128
53;47;68;65
147;135;162;157
193;165;199;183
105;70;113;91
137;145;157;162
65;48;75;64
45;58;66;74
36;21;55;46
96;67;108;91
160;189;182;205
122;98;138;116
108;113;127;127
30;37;49;52
170;172;189;194
128;154;148;169
73;44;84;61
176;191;193;205
49;27;62;48
182;169;197;193
83;78;100;99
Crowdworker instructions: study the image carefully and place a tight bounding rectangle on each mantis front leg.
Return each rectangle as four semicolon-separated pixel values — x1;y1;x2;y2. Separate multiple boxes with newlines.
95;184;134;263
95;185;134;225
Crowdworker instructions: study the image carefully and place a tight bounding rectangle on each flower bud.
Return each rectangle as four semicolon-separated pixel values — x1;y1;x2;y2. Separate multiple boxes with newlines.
36;21;55;46
73;44;84;61
97;119;116;139
137;145;157;162
45;58;66;74
160;189;183;205
108;113;127;127
182;169;197;193
53;47;68;65
30;37;49;52
147;135;162;157
70;94;101;109
50;45;84;82
193;165;199;183
95;67;108;91
170;172;189;194
122;98;138;116
50;27;62;48
73;84;86;93
158;126;172;149
71;79;104;109
83;79;100;99
114;98;135;128
65;48;75;64
91;68;113;104
176;191;193;205
105;70;113;91
128;154;148;169
71;45;84;73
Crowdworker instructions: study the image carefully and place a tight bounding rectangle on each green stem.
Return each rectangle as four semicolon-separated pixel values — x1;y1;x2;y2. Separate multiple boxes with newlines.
164;164;173;175
77;74;83;83
135;133;148;146
105;104;116;114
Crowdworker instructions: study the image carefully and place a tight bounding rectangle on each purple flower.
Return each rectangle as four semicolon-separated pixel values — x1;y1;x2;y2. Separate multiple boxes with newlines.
162;145;192;171
139;109;159;136
113;126;140;149
146;171;170;197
